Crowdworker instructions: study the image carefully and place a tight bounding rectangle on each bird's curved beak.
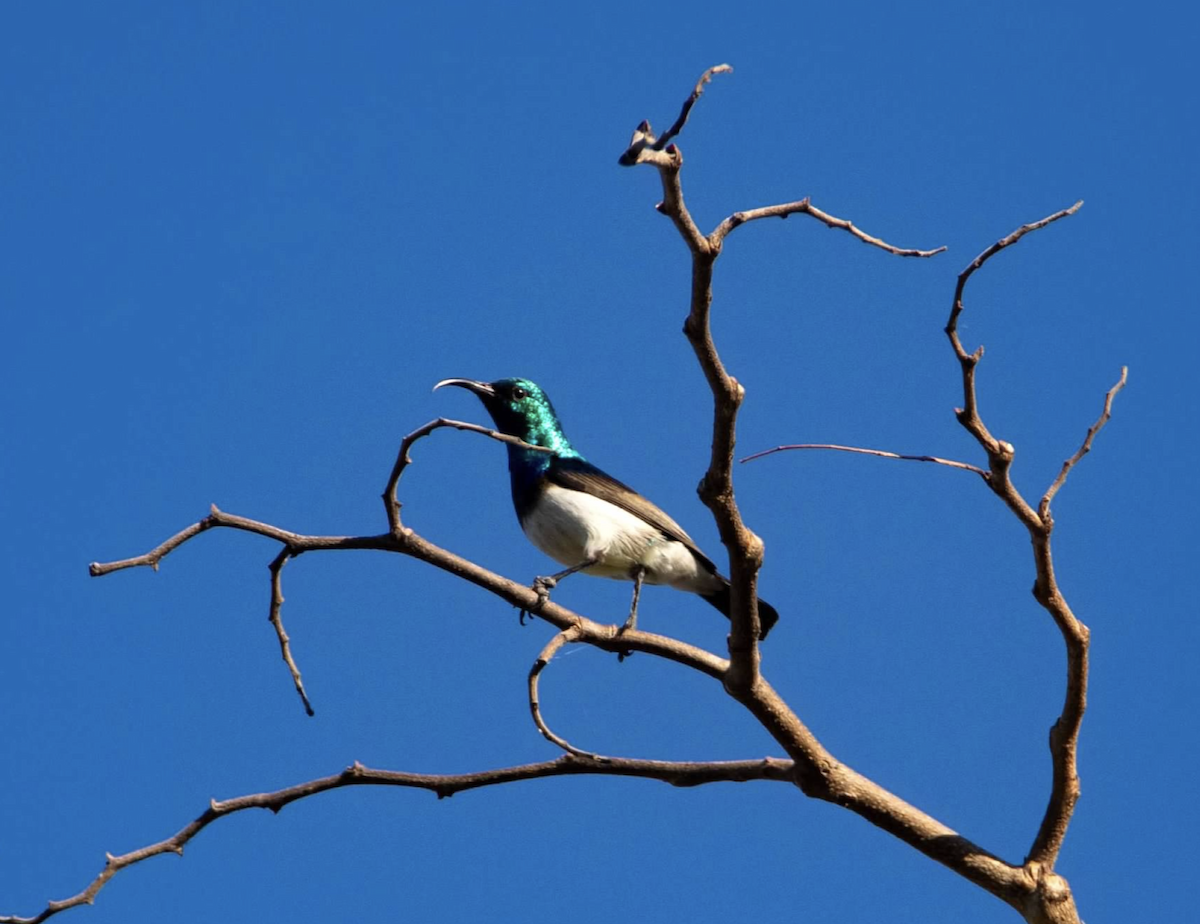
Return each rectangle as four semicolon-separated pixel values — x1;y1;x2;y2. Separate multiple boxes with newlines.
433;378;495;398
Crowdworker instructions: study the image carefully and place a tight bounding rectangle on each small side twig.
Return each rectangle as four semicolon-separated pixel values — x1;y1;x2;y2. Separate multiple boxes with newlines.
1040;367;1129;519
740;443;988;480
954;201;1084;308
528;626;605;760
89;518;218;576
617;63;732;166
268;549;314;716
654;63;733;151
383;417;552;534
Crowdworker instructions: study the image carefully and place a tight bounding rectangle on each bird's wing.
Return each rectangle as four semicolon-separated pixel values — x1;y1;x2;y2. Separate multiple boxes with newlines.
547;457;718;572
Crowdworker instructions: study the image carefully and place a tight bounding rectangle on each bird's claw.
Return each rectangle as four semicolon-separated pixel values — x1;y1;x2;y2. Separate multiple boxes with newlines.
518;575;558;626
532;575;556;608
616;612;637;662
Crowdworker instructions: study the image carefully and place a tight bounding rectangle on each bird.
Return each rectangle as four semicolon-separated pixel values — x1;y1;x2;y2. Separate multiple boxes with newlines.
434;376;779;640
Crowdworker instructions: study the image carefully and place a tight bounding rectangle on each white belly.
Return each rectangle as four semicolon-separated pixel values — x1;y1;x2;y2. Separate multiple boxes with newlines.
520;484;720;593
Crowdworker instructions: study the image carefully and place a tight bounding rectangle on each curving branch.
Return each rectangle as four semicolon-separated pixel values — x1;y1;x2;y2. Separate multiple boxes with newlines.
527;626;605;759
0;756;794;924
267;549;314;715
382;416;553;534
942;203;1125;920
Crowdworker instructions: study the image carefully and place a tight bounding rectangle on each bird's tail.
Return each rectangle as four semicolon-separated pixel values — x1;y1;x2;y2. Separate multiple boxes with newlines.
701;581;779;640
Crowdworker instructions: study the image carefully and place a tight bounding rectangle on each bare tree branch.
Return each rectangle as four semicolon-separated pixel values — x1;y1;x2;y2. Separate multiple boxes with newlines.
943;203;1126;919
615;66;1081;919
89;505;733;681
617;63;732;166
82;500;1033;916
711;197;947;257
1040;367;1128;518
527;626;604;759
740;442;988;479
382;416;553;534
620;65;946;682
945;201;1085;533
267;549;314;715
0;756;794;924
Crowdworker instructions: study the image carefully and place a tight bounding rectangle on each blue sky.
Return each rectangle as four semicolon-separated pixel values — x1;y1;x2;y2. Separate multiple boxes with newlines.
3;3;1196;922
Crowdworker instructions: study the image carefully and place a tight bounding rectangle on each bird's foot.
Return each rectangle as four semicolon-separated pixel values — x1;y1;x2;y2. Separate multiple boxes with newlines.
533;574;557;604
615;614;637;662
519;575;558;625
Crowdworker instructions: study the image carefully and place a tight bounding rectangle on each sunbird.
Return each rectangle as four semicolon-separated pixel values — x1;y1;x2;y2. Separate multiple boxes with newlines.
435;377;778;639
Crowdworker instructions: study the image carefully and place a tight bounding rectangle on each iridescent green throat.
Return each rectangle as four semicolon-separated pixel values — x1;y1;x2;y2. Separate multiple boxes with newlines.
517;394;581;458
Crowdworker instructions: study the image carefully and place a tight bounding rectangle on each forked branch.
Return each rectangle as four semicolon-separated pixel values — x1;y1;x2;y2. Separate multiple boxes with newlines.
621;64;946;677
943;203;1125;920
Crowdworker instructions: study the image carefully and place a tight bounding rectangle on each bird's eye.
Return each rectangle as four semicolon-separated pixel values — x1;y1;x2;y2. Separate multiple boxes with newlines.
512;386;528;400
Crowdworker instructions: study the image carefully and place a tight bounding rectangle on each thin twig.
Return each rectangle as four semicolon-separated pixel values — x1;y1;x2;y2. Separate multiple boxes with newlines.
90;505;395;576
712;198;946;257
527;627;605;760
383;417;552;534
88;518;217;575
617;64;732;166
1039;367;1128;518
740;443;988;479
954;202;1083;308
0;755;792;924
945;202;1085;532
267;549;314;716
654;63;733;151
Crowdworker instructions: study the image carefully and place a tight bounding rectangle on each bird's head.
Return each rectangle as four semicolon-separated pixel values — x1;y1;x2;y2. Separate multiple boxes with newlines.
434;377;573;451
